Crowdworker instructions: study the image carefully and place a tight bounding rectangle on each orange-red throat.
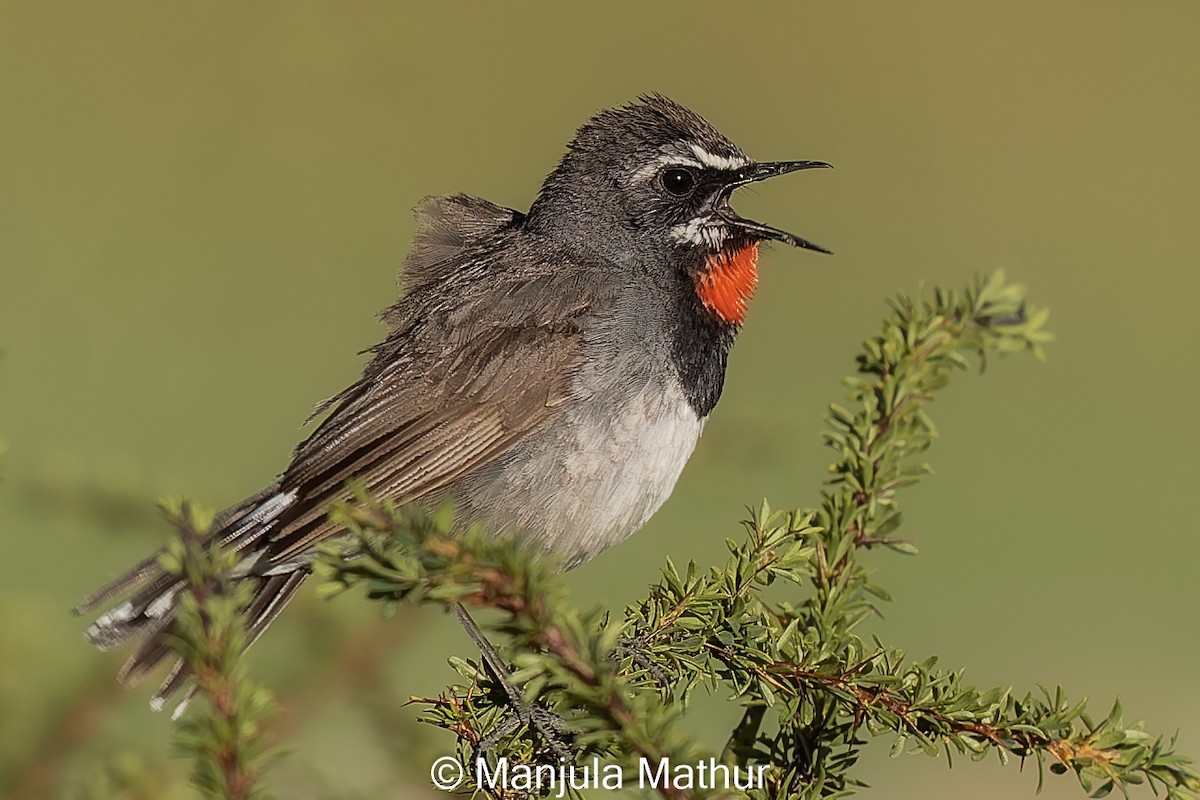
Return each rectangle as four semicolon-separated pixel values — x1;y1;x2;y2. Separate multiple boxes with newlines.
693;241;760;326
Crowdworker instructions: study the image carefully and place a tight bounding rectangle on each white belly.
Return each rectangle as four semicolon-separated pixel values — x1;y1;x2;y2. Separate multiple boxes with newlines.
451;379;704;568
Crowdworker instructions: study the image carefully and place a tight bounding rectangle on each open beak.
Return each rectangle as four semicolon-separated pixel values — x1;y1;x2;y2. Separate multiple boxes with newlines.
715;160;832;254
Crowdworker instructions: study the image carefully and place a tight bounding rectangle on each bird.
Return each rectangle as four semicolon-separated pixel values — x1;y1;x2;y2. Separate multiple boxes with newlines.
74;93;831;718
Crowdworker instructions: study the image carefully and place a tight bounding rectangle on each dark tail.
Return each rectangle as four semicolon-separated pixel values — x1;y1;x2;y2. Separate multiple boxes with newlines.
72;483;308;716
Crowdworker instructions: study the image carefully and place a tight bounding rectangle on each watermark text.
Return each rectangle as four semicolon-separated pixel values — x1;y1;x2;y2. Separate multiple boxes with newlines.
430;755;768;795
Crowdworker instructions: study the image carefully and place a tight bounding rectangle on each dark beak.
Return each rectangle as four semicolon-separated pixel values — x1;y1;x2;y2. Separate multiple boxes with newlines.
716;160;832;254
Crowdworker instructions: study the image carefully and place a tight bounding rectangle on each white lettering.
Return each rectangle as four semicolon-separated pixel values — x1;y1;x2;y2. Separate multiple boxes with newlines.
475;755;765;793
641;757;670;788
475;756;507;789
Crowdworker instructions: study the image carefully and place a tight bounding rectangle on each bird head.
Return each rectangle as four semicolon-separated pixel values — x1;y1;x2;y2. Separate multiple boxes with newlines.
526;94;830;325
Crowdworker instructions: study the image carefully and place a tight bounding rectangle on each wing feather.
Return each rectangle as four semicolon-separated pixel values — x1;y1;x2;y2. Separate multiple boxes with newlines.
262;320;584;564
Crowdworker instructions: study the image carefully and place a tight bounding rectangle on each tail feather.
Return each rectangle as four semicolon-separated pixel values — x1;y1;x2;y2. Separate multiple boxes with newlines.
152;661;192;715
117;607;179;685
71;550;167;618
244;571;309;637
76;484;308;711
71;484;290;620
83;574;183;651
150;569;311;719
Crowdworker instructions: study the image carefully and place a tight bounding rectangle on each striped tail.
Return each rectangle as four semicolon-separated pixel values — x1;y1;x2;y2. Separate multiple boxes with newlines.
72;484;306;717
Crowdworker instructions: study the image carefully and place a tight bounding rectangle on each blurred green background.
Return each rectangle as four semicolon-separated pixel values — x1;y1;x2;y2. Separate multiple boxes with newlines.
2;2;1197;798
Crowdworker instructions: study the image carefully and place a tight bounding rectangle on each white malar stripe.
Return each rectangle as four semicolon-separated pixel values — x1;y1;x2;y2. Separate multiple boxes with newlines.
689;143;748;171
671;217;727;248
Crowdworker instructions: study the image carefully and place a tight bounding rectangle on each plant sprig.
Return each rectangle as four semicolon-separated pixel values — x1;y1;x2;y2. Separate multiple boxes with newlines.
159;500;280;800
313;272;1194;800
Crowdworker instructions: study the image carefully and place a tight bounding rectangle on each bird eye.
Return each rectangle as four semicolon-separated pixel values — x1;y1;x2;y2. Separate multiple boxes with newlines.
659;167;697;197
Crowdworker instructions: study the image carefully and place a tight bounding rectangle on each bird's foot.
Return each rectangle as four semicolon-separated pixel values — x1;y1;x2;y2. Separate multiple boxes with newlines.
476;700;575;761
455;604;575;761
614;634;672;691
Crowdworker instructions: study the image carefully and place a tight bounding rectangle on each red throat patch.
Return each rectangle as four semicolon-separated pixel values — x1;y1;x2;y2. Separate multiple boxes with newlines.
694;242;760;326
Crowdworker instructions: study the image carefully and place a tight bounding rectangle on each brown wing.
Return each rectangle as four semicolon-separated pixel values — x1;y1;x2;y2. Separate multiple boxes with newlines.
75;198;596;710
260;317;585;564
390;194;524;302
